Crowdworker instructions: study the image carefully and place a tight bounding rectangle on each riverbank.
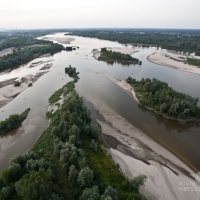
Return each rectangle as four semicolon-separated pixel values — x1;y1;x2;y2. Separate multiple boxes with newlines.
92;101;200;200
147;52;200;75
106;76;139;103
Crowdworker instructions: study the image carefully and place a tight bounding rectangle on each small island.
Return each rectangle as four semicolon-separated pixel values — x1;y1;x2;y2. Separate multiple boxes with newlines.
65;65;80;82
0;108;30;135
126;77;200;122
98;48;141;64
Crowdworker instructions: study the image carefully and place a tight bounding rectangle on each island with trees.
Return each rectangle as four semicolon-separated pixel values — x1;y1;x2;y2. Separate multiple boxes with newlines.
65;65;80;82
98;48;141;64
126;77;200;122
0;69;147;199
0;108;30;135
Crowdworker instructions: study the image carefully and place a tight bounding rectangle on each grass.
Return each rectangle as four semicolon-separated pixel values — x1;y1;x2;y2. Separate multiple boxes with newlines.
83;140;141;200
187;58;200;67
48;81;75;104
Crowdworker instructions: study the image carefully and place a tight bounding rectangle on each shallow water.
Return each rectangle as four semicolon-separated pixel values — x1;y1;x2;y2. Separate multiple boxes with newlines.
0;33;200;172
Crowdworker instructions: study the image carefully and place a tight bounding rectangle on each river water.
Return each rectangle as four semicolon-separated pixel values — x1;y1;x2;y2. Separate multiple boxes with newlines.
0;33;200;173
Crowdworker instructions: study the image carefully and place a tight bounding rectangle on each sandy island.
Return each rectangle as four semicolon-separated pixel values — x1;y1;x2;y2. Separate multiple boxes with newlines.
0;72;48;108
148;52;200;75
41;37;75;44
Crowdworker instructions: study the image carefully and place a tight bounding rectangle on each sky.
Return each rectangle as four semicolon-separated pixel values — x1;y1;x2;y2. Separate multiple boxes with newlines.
0;0;200;29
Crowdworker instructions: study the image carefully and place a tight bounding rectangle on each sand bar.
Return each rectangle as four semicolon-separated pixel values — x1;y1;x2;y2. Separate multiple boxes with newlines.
0;72;48;109
92;101;200;200
148;52;200;75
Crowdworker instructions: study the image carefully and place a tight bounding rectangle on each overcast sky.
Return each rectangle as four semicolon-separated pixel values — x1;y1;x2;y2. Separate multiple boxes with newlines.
0;0;200;29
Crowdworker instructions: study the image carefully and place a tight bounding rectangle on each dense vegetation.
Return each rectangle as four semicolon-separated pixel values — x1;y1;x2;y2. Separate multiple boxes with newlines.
0;80;147;199
187;58;200;67
70;29;200;54
65;65;80;82
0;43;63;72
98;48;140;64
48;81;75;104
0;108;30;135
0;36;51;51
126;77;200;121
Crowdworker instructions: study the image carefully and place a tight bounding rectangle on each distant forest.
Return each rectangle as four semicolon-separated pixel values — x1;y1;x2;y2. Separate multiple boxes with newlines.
69;29;200;54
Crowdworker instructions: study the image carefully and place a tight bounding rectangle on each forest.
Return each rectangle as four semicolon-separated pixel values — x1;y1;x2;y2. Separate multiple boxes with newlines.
0;36;64;72
126;77;200;120
70;29;200;54
0;108;30;135
98;48;140;64
0;79;147;200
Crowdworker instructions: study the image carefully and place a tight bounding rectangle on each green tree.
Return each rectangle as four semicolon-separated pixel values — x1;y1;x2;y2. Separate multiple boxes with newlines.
77;167;94;188
80;186;100;200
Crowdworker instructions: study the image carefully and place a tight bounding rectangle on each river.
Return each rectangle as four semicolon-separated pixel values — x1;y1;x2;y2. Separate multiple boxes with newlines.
0;32;200;176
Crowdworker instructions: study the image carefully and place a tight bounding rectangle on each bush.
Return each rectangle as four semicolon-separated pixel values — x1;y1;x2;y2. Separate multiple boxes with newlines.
14;82;21;87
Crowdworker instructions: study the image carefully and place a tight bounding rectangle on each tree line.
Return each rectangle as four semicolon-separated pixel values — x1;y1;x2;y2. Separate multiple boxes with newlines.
0;42;64;72
70;29;200;55
0;108;30;135
127;77;200;120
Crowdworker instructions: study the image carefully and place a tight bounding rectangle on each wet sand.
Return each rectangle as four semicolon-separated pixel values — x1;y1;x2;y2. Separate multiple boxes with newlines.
148;52;200;75
106;76;139;103
93;102;200;200
0;72;48;108
40;63;53;70
41;37;75;44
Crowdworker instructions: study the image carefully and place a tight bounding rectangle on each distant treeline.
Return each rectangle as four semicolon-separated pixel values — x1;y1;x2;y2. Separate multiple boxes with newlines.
0;108;30;135
0;36;51;51
98;48;140;64
0;39;64;71
127;77;200;121
70;29;200;54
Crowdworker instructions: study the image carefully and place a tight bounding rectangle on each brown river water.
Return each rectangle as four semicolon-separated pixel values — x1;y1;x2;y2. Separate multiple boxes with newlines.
0;33;200;174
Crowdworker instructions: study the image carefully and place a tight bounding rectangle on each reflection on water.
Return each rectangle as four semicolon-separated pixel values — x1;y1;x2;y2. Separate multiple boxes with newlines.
0;33;200;172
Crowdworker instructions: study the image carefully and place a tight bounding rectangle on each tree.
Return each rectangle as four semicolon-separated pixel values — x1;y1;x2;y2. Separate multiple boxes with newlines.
101;186;118;200
80;186;100;200
15;169;55;200
90;140;98;152
68;165;78;187
77;167;94;188
130;174;147;190
1;186;13;199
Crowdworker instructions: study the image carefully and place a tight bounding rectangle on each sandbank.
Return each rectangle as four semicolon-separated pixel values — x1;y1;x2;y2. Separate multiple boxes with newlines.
0;72;48;108
148;52;200;75
0;47;14;57
92;101;200;200
106;76;139;103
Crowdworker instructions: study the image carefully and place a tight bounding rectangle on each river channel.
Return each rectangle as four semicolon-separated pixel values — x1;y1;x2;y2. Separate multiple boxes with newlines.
0;33;200;174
